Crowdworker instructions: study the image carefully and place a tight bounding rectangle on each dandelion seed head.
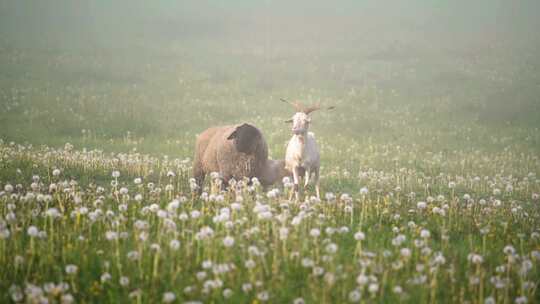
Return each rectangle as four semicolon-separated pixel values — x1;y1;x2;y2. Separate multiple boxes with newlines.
162;292;175;303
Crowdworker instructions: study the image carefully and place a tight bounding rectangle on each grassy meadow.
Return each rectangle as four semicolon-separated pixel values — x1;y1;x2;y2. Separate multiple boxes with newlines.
1;1;540;303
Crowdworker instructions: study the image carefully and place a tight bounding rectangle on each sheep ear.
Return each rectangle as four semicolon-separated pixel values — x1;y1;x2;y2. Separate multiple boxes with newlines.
285;119;293;123
227;124;249;140
227;130;237;140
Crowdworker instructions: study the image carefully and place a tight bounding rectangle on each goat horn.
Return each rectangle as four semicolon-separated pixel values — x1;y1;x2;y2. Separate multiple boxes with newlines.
304;104;335;114
303;105;320;114
280;98;305;112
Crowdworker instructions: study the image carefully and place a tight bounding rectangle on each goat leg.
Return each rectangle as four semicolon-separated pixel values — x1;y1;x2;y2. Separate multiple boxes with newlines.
292;166;301;202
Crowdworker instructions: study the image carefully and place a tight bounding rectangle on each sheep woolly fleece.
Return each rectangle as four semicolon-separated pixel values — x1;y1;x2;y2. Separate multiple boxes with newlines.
193;124;287;188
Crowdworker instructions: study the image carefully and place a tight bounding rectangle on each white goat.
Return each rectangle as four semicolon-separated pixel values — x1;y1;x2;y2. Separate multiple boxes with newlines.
282;99;333;201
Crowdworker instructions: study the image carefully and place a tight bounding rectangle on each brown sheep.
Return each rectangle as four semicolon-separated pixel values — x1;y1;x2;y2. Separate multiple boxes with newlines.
193;123;289;191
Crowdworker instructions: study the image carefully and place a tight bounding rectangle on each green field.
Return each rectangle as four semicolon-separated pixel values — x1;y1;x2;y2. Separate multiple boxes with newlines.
1;1;540;303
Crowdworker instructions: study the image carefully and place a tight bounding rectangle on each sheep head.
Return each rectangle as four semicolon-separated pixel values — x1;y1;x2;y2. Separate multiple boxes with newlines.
260;159;291;186
227;123;261;154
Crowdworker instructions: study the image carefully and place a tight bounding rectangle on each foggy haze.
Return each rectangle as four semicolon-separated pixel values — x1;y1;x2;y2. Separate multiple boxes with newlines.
1;1;539;149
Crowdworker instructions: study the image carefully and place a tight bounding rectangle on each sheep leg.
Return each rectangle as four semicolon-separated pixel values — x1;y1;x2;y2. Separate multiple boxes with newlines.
221;176;229;192
193;162;205;194
196;175;205;194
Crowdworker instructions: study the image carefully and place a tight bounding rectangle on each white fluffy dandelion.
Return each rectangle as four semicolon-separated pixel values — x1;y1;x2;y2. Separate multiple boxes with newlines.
65;264;78;275
162;292;176;303
223;236;235;247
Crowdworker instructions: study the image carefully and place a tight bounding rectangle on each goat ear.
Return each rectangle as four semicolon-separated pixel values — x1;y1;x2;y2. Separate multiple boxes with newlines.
227;130;237;140
284;119;293;123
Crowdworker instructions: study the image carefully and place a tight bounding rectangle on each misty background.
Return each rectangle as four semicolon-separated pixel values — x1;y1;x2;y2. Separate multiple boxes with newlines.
1;0;539;156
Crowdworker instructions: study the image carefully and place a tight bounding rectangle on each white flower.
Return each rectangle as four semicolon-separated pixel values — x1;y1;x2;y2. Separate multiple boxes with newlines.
301;258;314;268
178;213;189;221
196;271;207;281
61;294;74;304
266;189;278;199
433;253;446;265
242;283;253;293
417;201;427;209
359;187;369;195
245;259;256;269
313;266;325;276
27;226;39;237
257;291;269;301
325;243;338;254
325;227;336;235
293;298;305;304
119;276;130;286
52;169;61;176
420;229;430;238
101;272;111;282
468;253;483;264
223;289;233;298
112;171;120;178
189;181;199;192
202;260;213;269
65;264;78;274
325;192;336;202
484;297;495;304
392;234;406;246
105;231;118;241
223;236;235;247
503;245;516;255
9;285;23;302
348;290;361;302
368;283;379;294
4;184;13;193
354;231;365;241
310;228;321;238
162;292;176;303
151;243;161;252
356;274;368;285
400;248;412;258
157;210;168;218
169;239;180;250
168;200;180;211
127;251;140;261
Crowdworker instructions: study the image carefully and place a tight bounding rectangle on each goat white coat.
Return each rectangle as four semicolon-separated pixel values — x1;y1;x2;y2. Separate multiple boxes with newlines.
285;131;321;200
